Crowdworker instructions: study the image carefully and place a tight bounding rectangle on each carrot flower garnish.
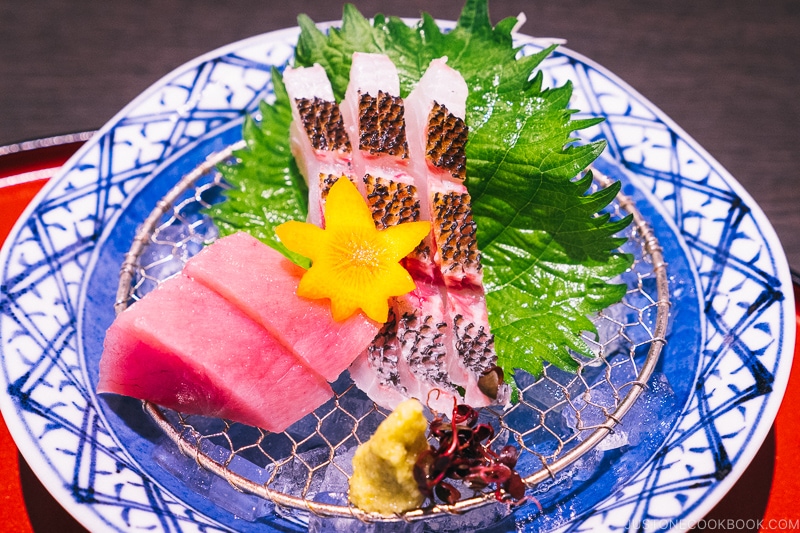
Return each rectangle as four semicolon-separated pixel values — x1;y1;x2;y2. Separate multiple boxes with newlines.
276;178;430;323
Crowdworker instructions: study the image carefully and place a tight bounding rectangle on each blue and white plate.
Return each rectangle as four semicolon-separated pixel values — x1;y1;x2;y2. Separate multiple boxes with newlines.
0;20;794;533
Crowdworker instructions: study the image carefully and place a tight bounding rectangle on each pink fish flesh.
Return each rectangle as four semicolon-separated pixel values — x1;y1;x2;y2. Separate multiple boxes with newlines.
98;274;333;433
183;232;380;382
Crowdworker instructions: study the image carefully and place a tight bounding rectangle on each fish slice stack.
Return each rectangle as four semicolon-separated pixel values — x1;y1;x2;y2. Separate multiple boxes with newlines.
98;232;379;432
285;53;508;412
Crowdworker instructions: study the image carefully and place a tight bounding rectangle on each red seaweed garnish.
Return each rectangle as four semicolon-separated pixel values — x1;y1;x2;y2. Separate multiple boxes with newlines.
413;398;528;506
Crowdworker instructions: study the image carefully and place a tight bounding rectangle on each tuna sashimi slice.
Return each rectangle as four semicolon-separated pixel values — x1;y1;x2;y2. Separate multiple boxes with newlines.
182;232;379;382
284;64;355;226
98;274;332;433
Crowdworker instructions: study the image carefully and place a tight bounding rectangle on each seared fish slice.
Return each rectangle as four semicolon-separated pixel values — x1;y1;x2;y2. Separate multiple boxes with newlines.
342;53;461;413
405;57;505;407
283;64;355;227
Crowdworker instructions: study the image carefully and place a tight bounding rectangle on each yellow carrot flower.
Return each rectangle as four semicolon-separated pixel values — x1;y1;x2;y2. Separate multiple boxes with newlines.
276;178;430;323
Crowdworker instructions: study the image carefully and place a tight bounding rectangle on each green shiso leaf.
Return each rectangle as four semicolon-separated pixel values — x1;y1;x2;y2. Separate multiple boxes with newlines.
209;0;633;379
205;70;311;269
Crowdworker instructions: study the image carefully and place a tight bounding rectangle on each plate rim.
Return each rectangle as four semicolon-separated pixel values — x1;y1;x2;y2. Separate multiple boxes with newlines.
560;41;796;528
562;43;796;533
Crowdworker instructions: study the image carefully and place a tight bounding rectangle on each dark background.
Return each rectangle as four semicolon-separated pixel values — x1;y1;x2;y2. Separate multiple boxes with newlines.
1;0;798;270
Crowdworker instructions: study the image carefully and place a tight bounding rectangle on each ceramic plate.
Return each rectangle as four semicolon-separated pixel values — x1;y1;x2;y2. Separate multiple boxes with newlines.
0;20;794;533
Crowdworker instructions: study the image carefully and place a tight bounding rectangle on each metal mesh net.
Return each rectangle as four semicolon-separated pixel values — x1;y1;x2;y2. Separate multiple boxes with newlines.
115;144;669;524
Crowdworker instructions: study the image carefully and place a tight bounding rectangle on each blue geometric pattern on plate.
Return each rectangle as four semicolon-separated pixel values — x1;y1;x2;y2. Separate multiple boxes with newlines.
0;25;794;533
533;47;793;531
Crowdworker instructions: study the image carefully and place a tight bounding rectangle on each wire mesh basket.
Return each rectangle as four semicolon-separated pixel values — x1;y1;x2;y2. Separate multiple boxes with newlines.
114;142;669;526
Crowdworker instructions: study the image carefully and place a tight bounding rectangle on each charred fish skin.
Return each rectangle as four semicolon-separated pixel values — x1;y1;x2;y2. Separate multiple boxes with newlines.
358;90;410;159
283;64;354;227
431;190;482;283
295;96;352;153
425;101;482;282
341;53;426;202
454;315;495;373
399;313;449;383
364;174;431;260
394;279;455;390
426;101;467;181
364;175;420;228
367;308;405;392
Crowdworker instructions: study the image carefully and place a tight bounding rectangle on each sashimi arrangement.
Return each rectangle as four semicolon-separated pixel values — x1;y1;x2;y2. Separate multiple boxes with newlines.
98;0;640;517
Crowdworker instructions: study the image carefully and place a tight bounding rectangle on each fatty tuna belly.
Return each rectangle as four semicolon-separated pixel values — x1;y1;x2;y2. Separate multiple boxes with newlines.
97;274;332;433
183;232;379;382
